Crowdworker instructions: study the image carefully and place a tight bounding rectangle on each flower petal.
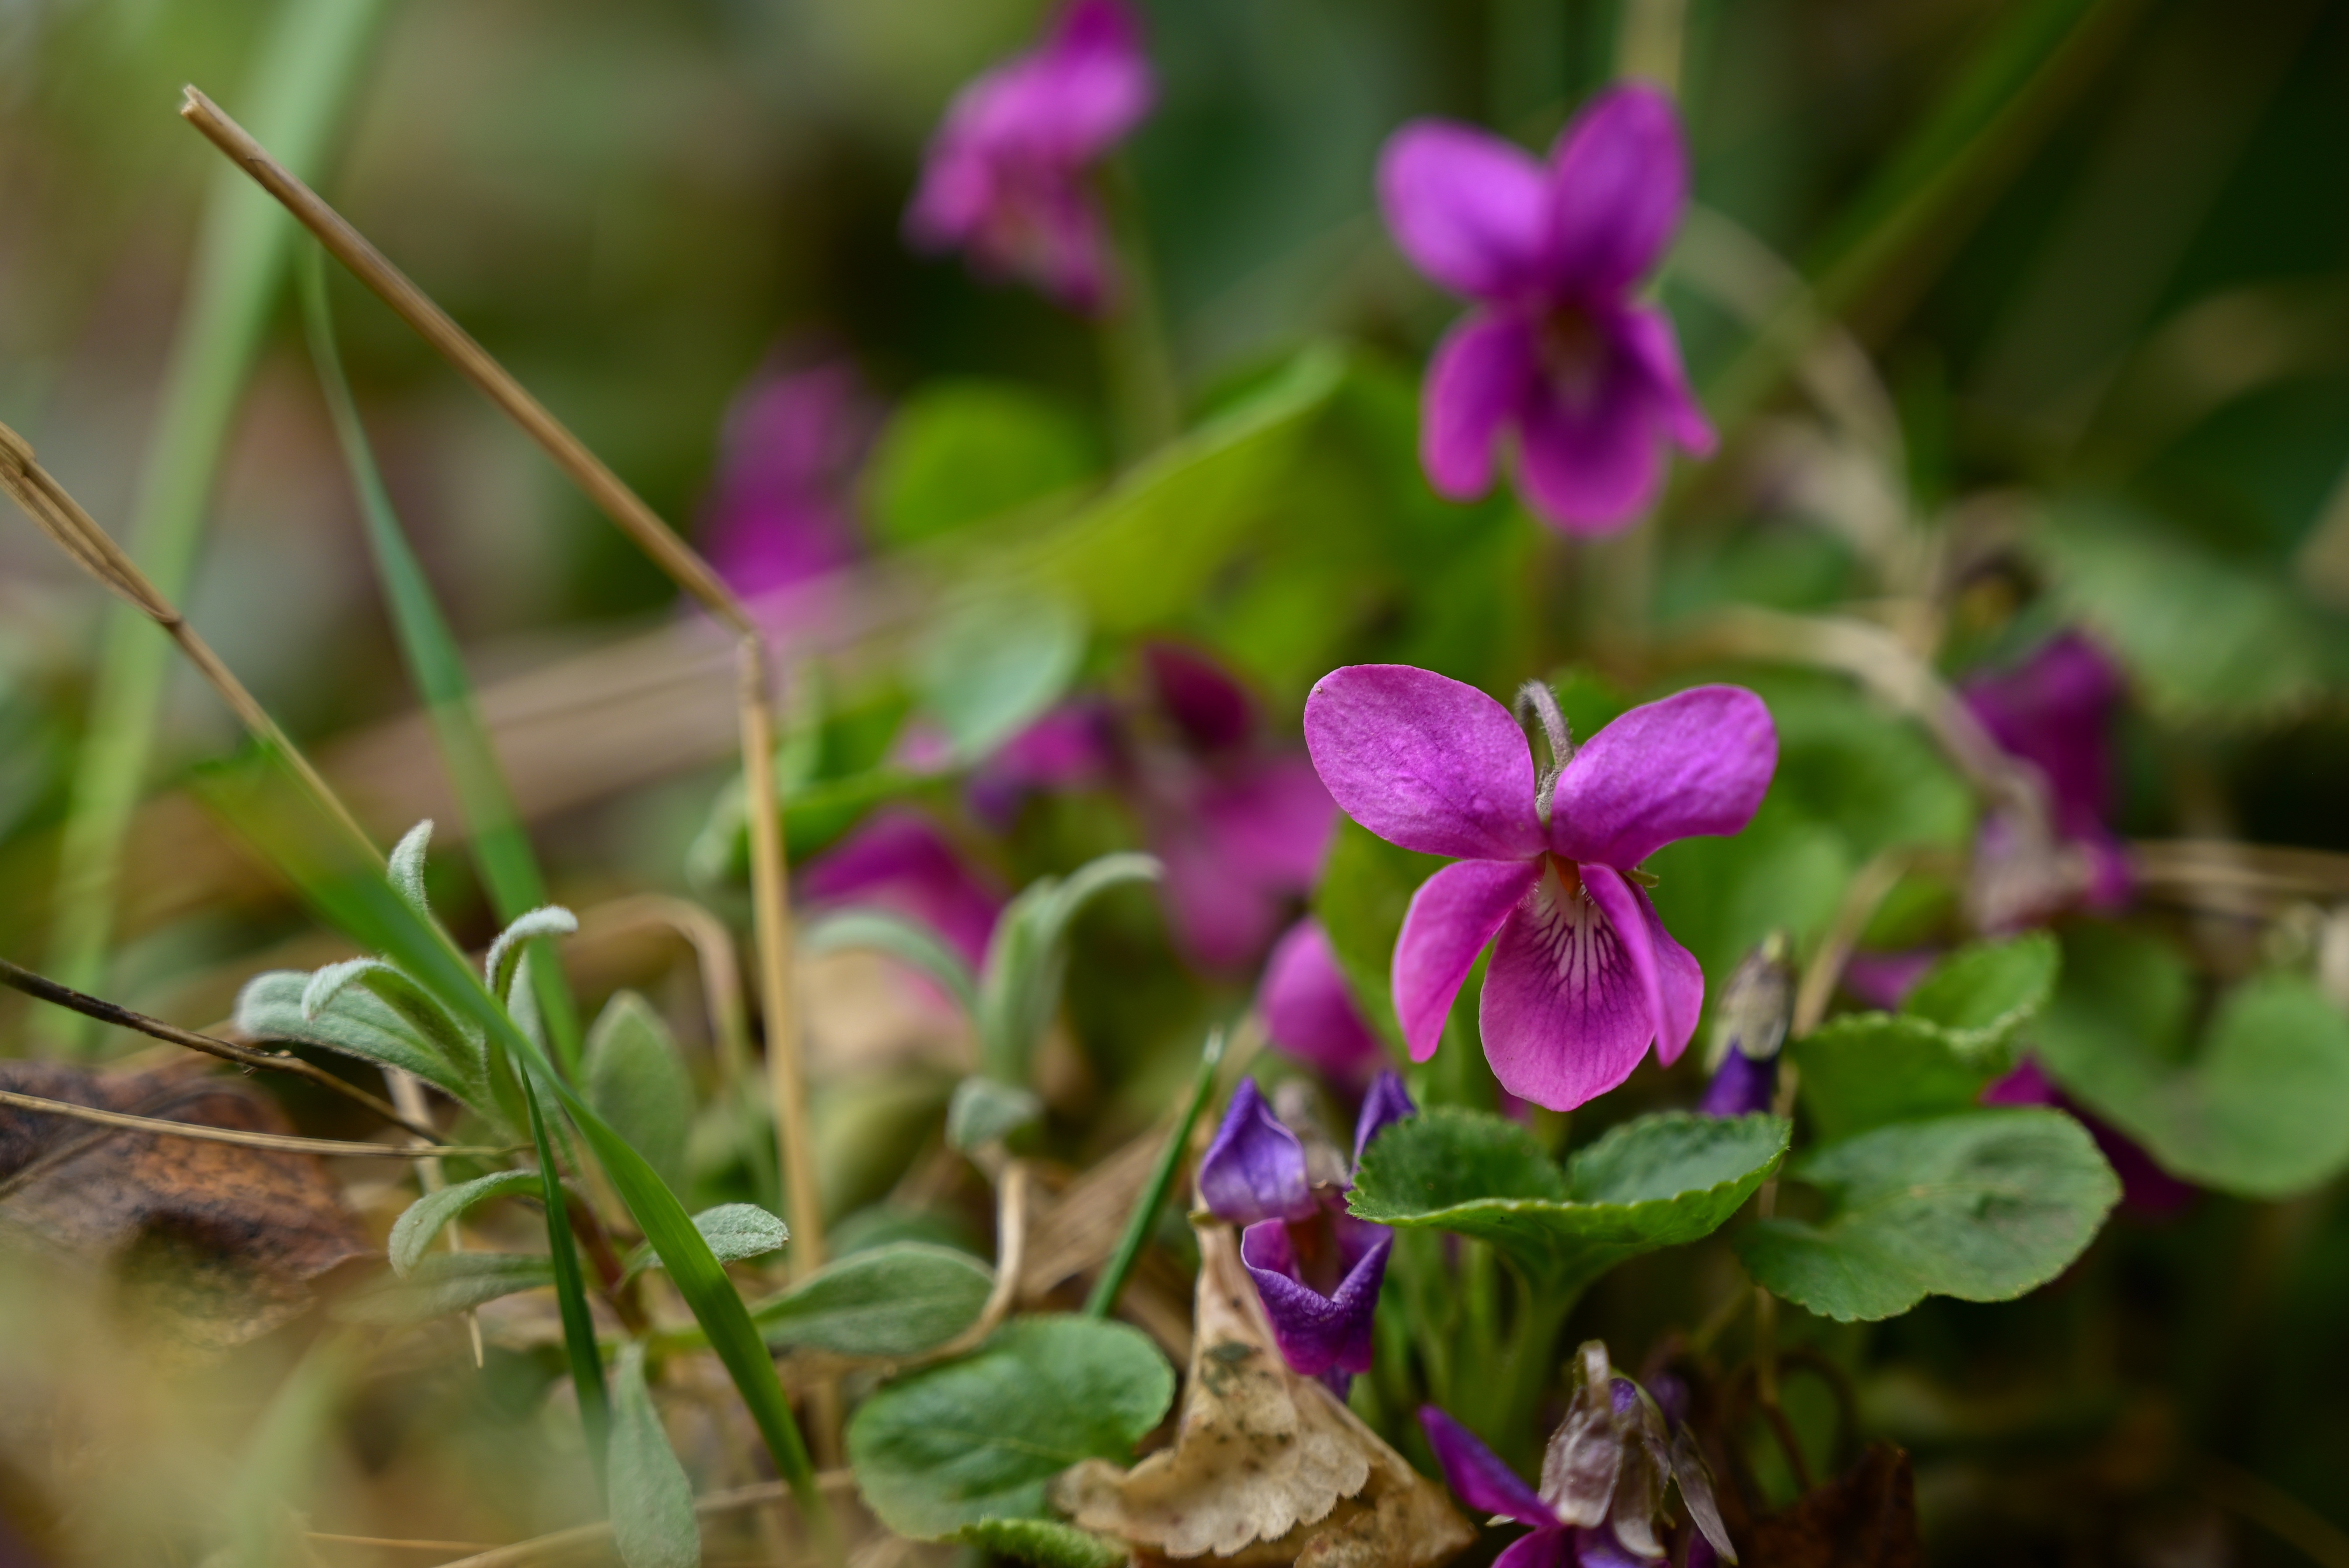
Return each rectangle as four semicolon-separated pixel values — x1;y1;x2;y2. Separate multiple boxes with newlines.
1260;921;1388;1078
1548;83;1688;298
1352;1070;1418;1170
1418;1406;1558;1527
1198;1080;1318;1225
1549;685;1778;871
1304;665;1545;861
800;808;1004;966
1423;312;1538;501
1156;758;1335;971
1037;0;1157;159
1394;858;1543;1062
1617;303;1714;455
1513;347;1667;535
1961;630;2125;841
1480;865;1661;1111
1240;1218;1392;1377
1697;1048;1776;1118
1145;641;1256;753
1378;120;1555;300
1580;864;1704;1069
1494;1529;1573;1568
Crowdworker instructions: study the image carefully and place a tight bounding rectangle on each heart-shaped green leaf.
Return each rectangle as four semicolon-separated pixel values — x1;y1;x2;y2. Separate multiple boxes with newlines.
1735;1108;2118;1321
847;1315;1174;1540
1347;1108;1789;1294
755;1242;994;1358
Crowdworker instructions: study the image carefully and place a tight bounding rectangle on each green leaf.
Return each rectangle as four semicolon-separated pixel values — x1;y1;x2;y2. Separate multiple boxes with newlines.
485;906;580;1004
868;380;1099;548
1900;930;2060;1053
912;591;1087;764
336;1252;556;1326
2036;925;2349;1197
846;1316;1175;1540
2031;497;2340;728
610;1342;702;1568
1347;1109;1790;1295
753;1243;994;1357
633;1204;791;1279
388;1169;540;1278
388;819;435;919
802;910;980;1019
946;1076;1044;1154
585;992;697;1196
234;969;476;1106
1735;1109;2119;1321
1791;1014;2003;1143
949;1518;1124;1568
976;854;1161;1082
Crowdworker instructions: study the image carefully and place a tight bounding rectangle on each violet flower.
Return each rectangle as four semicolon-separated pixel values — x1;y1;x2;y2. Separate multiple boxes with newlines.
1961;631;2133;927
973;642;1336;972
800;807;1005;967
1197;1074;1415;1385
1259;920;1389;1082
702;359;879;600
1304;665;1775;1112
1376;85;1714;535
905;0;1156;314
1419;1342;1735;1565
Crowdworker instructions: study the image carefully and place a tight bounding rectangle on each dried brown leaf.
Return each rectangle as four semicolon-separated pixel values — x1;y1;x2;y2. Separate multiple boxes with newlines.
0;1062;371;1350
1050;1222;1472;1568
1743;1444;1920;1568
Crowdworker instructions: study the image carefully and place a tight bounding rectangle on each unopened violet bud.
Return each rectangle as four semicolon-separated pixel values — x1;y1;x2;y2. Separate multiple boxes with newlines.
1352;1070;1417;1173
1697;1050;1776;1119
1699;934;1788;1117
1198;1079;1317;1225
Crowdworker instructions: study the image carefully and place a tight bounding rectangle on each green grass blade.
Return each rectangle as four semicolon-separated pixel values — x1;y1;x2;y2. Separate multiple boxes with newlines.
196;750;840;1565
1083;1028;1225;1319
41;0;393;1052
523;1066;612;1492
299;247;585;1075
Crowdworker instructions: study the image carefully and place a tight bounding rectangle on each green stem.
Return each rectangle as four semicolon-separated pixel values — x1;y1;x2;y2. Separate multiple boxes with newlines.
1085;1029;1226;1319
524;1069;611;1493
41;0;392;1053
1095;161;1180;464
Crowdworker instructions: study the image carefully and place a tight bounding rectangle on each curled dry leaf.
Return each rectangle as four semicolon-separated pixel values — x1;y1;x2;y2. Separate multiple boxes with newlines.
0;1062;370;1351
1050;1221;1473;1568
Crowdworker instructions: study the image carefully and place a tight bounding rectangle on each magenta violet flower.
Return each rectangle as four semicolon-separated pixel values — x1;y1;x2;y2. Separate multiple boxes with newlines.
1259;920;1389;1082
702;357;880;600
1304;665;1775;1112
1197;1074;1415;1387
904;0;1156;314
1419;1342;1734;1565
1961;630;2133;926
971;642;1336;972
800;807;1005;967
1376;84;1715;535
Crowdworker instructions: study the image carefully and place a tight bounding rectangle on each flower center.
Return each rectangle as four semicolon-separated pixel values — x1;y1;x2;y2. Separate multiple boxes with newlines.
1538;306;1610;409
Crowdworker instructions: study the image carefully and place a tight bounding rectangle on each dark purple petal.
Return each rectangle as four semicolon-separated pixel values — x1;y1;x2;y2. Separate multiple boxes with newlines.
1581;865;1702;1067
1145;641;1256;753
1839;948;1938;1011
1513;340;1669;534
1154;758;1336;971
1260;922;1388;1078
1240;1218;1392;1377
1198;1079;1317;1225
1546;83;1687;299
1423;311;1540;501
1494;1529;1573;1568
1394;858;1544;1062
1304;665;1546;861
1572;1527;1651;1568
800;808;1004;966
1616;303;1714;456
1961;631;2124;841
702;360;877;598
1378;120;1556;300
1418;1406;1558;1527
967;699;1121;828
1480;862;1664;1112
1549;686;1778;871
1351;1070;1417;1171
1697;1048;1776;1118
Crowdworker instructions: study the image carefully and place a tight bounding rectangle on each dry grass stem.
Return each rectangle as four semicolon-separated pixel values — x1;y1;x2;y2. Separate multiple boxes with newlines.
920;1161;1030;1365
0;952;440;1139
0;1086;511;1158
1792;848;1916;1038
575;894;755;1084
179;85;824;1282
421;1471;860;1568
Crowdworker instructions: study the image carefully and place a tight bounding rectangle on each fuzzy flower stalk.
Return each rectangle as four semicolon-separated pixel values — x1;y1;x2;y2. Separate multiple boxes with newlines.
906;0;1156;313
1377;84;1714;533
1421;1342;1736;1566
1305;665;1775;1111
1197;1074;1416;1389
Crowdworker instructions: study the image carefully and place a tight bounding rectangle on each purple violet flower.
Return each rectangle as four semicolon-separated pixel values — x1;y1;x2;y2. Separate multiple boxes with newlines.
1419;1343;1735;1565
1304;665;1776;1112
1376;85;1714;535
1961;631;2133;926
703;358;879;600
905;0;1156;314
1259;920;1390;1081
971;643;1336;972
1198;1074;1416;1384
800;807;1005;967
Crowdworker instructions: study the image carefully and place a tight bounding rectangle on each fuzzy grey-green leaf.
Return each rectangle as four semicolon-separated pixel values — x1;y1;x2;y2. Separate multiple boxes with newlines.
754;1242;994;1357
611;1341;702;1568
235;969;474;1105
388;1169;540;1277
336;1252;555;1326
585;991;696;1195
950;1517;1125;1568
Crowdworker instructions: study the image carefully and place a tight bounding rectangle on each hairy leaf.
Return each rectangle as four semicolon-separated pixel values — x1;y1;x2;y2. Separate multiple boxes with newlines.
949;1518;1124;1568
337;1252;556;1325
388;1169;539;1278
611;1341;702;1568
803;910;981;1019
754;1242;994;1358
584;992;695;1196
234;969;474;1106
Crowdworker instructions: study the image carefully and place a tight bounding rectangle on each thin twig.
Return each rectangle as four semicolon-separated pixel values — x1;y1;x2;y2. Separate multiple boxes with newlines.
0;1086;511;1158
306;1535;498;1554
0;953;439;1140
176;86;825;1289
1791;848;1916;1038
421;1471;859;1568
917;1161;1030;1366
